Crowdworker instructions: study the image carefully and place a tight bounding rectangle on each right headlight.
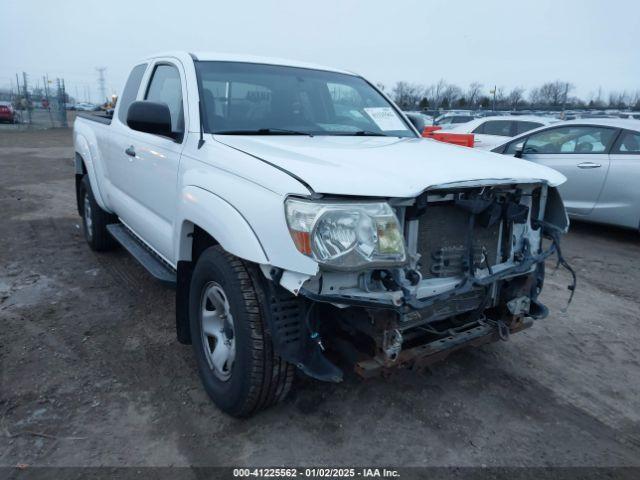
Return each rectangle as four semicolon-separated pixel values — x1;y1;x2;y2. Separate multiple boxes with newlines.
285;197;406;270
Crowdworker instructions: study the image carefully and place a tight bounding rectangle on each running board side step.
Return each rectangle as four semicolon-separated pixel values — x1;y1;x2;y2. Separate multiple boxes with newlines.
106;224;177;287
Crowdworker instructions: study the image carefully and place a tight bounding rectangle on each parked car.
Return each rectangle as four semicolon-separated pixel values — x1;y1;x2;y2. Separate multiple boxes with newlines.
433;112;475;129
475;110;507;118
74;52;570;417
446;115;555;150
574;113;618;119
618;112;640;120
404;110;433;125
403;111;432;132
0;101;19;123
74;102;100;111
492;119;640;230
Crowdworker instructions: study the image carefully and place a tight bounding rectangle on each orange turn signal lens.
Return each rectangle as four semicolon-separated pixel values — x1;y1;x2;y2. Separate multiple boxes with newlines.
290;229;312;256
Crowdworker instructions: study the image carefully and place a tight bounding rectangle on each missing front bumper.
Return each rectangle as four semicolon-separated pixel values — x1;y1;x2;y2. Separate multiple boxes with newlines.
354;316;534;378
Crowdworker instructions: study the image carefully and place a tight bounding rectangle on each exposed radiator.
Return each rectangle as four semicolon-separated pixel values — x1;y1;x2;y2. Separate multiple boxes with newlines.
416;202;502;279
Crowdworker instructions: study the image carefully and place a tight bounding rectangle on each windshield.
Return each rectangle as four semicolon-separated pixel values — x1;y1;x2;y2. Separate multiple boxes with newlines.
195;61;415;137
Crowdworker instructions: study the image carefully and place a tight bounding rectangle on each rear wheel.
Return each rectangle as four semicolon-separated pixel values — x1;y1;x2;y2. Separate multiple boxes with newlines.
79;176;116;251
189;245;294;417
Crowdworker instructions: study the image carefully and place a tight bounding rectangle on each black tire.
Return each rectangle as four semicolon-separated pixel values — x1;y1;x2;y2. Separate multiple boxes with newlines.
189;245;294;417
79;175;116;251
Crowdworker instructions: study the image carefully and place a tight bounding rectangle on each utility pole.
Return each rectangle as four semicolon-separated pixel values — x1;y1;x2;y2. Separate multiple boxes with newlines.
43;75;54;126
23;72;32;125
490;85;497;112
15;74;21;97
55;78;67;127
96;67;107;106
61;78;68;127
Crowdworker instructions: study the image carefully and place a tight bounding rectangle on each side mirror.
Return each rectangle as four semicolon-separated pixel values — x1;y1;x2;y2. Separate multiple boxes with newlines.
514;142;525;158
127;101;175;139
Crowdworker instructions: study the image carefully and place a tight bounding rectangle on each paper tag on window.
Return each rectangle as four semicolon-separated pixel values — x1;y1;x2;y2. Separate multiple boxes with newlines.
364;107;406;131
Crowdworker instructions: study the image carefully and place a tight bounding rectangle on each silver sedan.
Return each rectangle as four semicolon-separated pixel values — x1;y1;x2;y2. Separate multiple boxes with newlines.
492;119;640;231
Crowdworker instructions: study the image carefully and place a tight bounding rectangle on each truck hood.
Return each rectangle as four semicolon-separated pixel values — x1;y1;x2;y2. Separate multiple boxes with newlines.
214;135;566;197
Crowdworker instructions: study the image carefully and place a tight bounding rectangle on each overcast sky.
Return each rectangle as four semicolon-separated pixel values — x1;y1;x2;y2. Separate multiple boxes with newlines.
2;0;638;103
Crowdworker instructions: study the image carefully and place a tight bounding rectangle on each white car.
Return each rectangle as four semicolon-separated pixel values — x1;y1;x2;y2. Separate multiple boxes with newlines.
618;112;640;120
433;112;475;130
492;119;640;230
447;115;556;150
74;103;100;111
74;52;570;417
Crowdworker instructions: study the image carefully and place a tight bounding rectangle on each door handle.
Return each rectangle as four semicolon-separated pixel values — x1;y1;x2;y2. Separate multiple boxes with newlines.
125;146;136;158
577;162;601;169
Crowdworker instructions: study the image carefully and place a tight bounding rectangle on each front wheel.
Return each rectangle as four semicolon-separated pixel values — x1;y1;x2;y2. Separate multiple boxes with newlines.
189;245;294;417
79;176;116;251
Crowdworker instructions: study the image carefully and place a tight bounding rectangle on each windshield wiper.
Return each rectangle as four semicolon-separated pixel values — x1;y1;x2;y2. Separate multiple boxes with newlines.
335;130;389;137
216;128;314;137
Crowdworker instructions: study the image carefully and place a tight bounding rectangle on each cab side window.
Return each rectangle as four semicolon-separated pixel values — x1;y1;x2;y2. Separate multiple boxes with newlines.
145;64;184;135
117;63;147;124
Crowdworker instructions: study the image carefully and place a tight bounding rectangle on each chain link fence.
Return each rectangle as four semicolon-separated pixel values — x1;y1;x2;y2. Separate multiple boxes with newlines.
0;74;89;131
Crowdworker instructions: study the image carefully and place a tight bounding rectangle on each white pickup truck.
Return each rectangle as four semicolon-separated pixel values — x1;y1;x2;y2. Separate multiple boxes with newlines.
74;52;573;417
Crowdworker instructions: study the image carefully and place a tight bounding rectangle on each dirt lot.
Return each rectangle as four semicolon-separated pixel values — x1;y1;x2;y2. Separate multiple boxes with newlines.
1;129;640;469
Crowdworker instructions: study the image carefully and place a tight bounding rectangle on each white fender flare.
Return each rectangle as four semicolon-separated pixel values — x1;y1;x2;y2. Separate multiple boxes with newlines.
74;133;109;210
175;186;269;264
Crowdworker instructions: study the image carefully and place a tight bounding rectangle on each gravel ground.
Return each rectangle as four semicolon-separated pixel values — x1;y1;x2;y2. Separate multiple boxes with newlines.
1;129;639;470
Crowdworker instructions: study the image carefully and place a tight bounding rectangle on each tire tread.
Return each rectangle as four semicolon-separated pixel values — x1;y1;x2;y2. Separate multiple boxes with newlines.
200;246;293;417
80;176;116;252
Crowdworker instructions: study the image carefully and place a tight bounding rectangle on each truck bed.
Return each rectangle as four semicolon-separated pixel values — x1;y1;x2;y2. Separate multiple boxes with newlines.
77;112;112;125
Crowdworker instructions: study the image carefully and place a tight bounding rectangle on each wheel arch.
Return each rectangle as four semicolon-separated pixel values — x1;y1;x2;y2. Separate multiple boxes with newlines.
74;153;88;216
174;186;270;345
74;132;109;211
174;186;269;265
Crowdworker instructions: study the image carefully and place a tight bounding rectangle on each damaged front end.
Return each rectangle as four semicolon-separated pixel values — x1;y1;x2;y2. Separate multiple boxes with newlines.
263;182;573;381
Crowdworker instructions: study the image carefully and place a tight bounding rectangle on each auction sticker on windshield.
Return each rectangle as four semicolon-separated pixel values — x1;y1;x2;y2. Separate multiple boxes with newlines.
364;107;406;131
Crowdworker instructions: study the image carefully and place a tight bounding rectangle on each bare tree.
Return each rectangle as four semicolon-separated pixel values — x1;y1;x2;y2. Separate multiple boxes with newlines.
467;82;483;107
392;81;424;109
441;84;463;108
495;86;506;106
529;87;541;105
422;84;435;107
594;86;605;108
507;87;526;110
530;81;574;107
381;77;630;112
432;79;447;109
426;79;463;109
608;91;629;109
